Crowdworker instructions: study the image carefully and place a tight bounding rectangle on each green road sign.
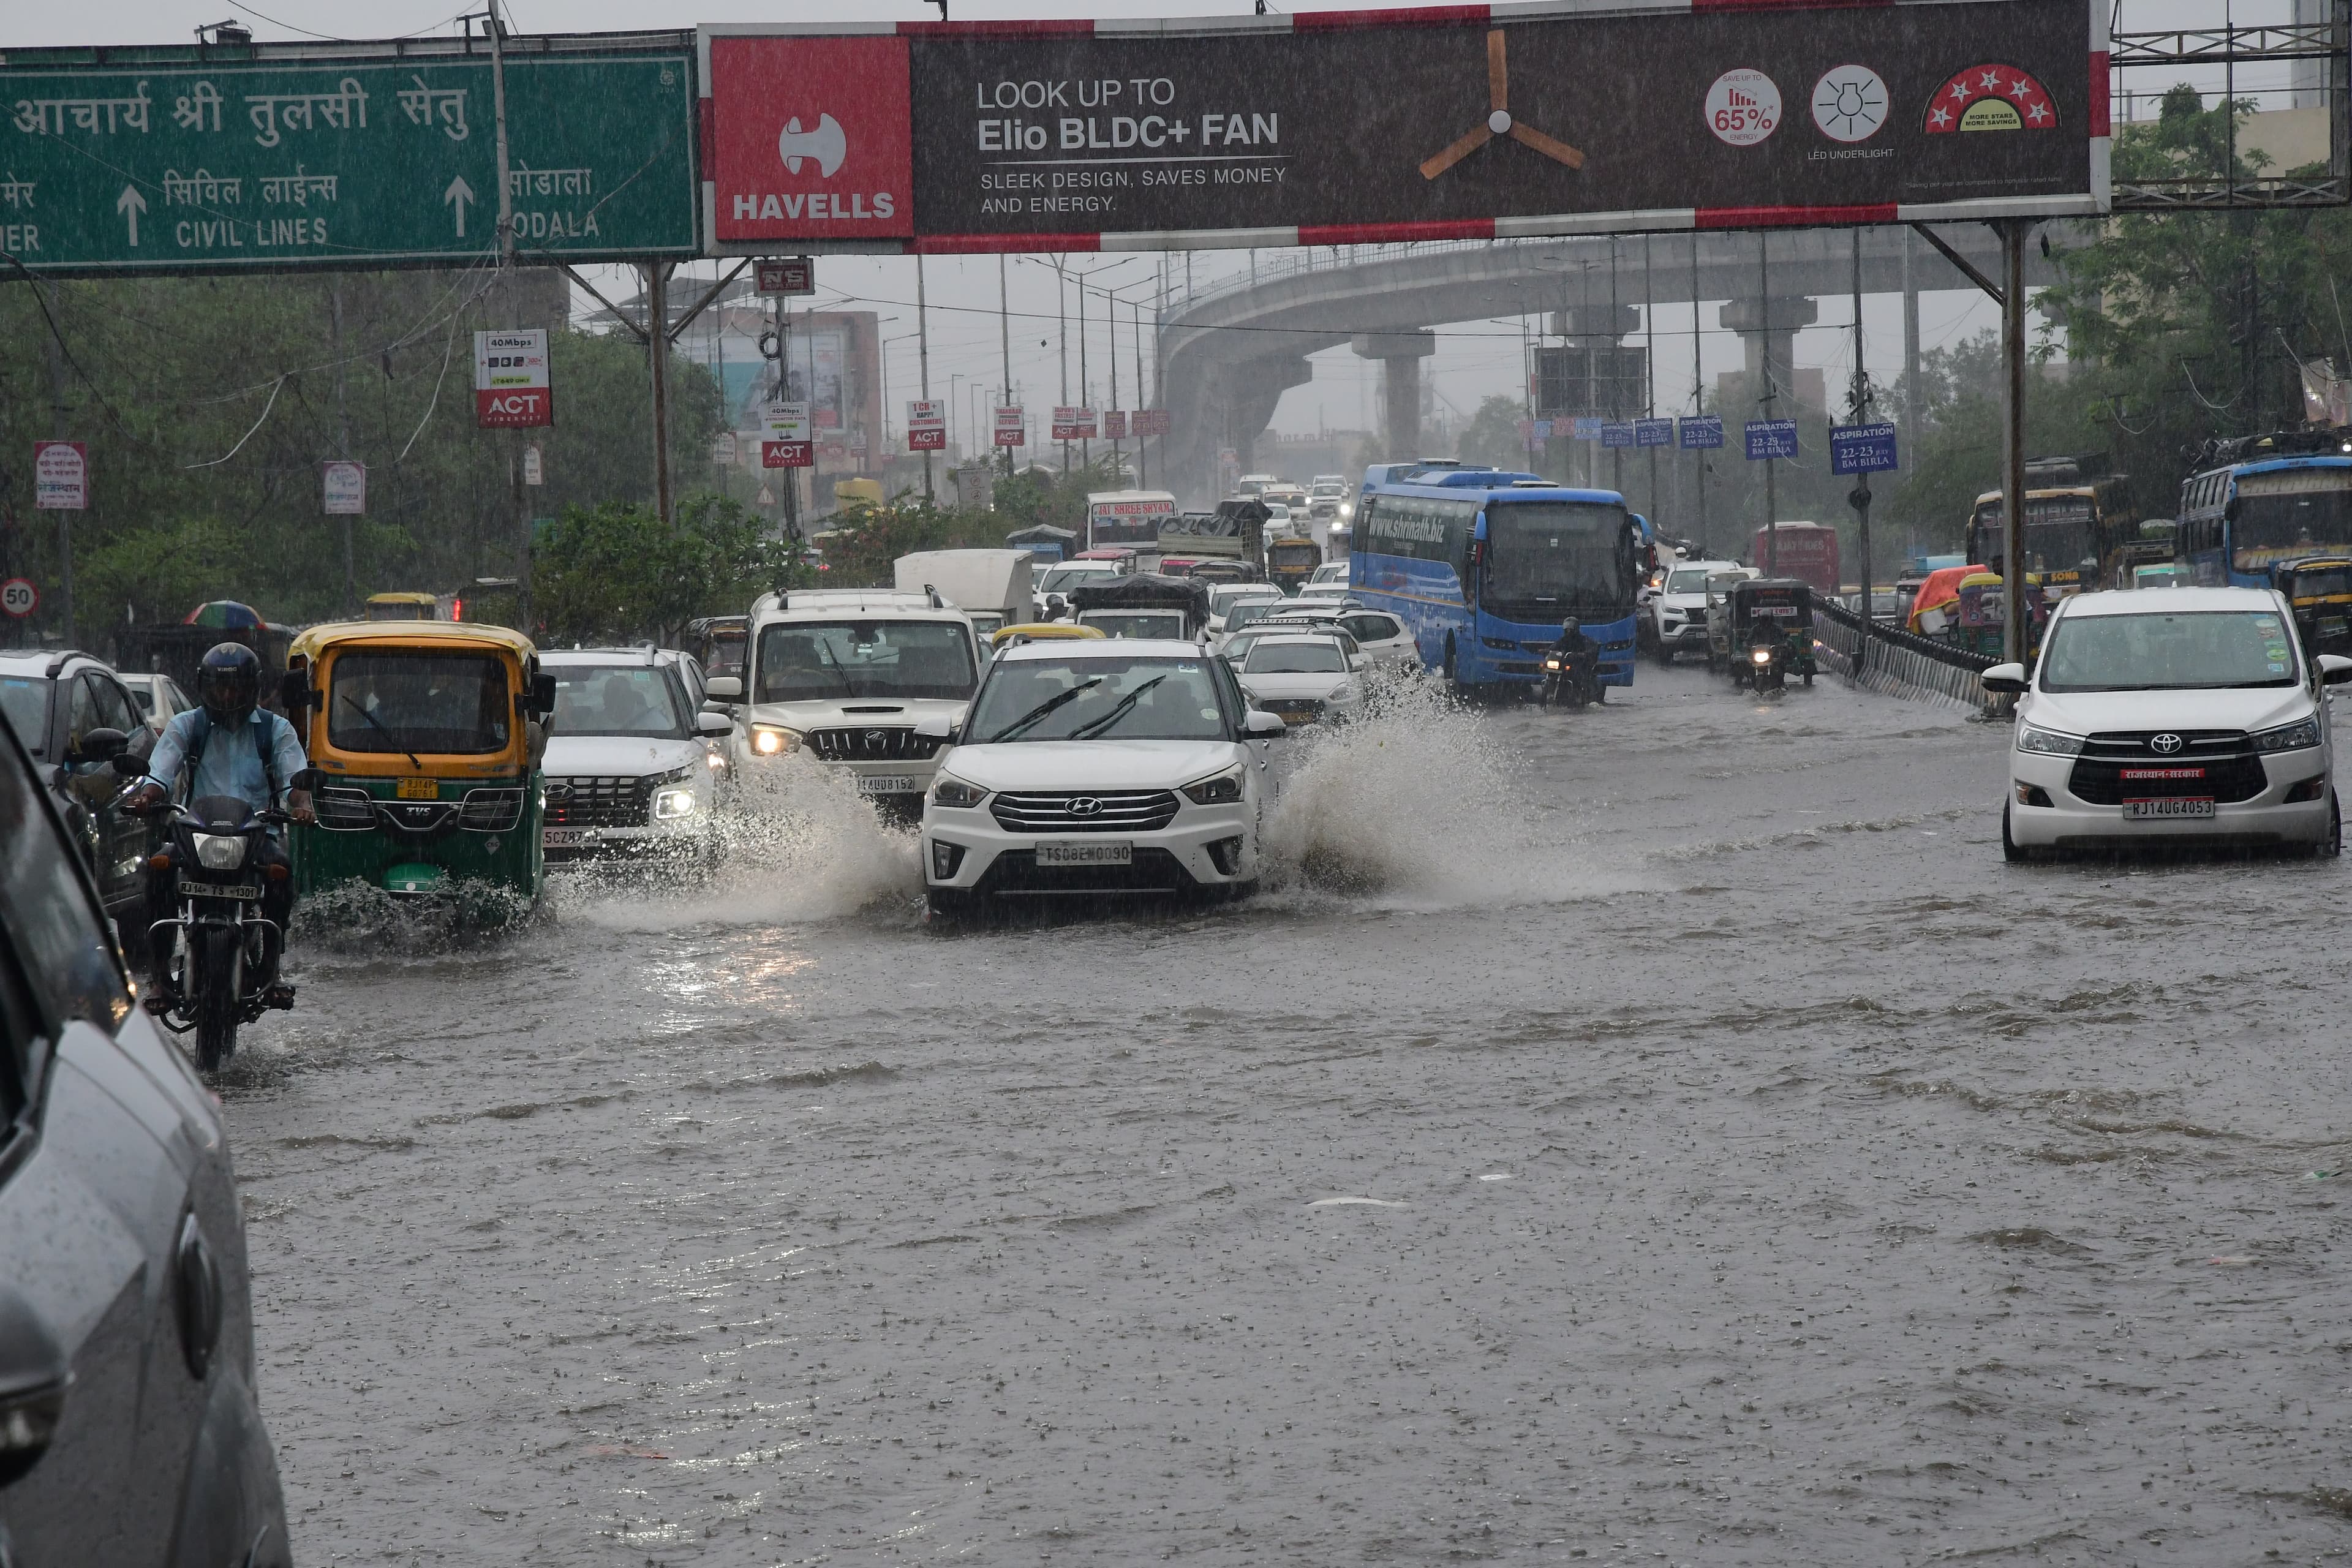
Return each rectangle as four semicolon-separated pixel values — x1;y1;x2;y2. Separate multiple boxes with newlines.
1;42;696;274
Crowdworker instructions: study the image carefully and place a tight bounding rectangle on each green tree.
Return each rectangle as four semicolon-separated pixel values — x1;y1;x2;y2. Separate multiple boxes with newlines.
532;495;795;645
1457;395;1531;470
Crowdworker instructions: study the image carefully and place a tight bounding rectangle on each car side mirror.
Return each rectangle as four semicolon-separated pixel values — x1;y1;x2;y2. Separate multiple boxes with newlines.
0;1287;70;1488
912;712;957;742
703;675;743;702
1244;709;1289;739
2320;654;2352;685
1980;662;2029;695
695;711;733;736
73;726;129;765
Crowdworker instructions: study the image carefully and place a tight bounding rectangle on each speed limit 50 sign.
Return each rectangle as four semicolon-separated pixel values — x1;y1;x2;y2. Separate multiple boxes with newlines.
0;579;39;619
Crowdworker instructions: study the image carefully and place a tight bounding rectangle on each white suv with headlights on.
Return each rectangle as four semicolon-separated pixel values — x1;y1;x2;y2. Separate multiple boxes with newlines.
540;647;733;865
916;638;1288;918
710;589;982;813
1653;559;1744;664
1987;585;2351;859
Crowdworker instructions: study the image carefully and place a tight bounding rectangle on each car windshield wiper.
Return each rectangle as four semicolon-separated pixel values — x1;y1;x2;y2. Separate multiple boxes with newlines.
340;695;423;769
984;676;1103;742
1070;674;1169;739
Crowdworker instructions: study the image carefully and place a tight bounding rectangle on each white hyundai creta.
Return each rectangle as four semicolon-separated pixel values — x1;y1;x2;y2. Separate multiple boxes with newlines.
1986;586;2352;859
916;638;1287;918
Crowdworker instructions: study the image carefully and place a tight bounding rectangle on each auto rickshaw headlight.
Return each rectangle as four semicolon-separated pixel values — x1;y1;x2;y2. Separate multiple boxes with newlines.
2016;725;2086;756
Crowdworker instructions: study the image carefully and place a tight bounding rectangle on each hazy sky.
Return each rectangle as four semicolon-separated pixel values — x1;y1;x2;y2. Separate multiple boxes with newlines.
13;0;2301;447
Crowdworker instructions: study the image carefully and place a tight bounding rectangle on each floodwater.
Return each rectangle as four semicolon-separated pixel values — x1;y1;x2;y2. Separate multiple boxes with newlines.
220;660;2352;1566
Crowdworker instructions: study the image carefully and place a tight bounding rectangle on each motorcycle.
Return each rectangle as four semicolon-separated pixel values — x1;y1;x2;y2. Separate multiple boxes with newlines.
124;786;298;1071
1539;644;1602;710
1746;638;1787;694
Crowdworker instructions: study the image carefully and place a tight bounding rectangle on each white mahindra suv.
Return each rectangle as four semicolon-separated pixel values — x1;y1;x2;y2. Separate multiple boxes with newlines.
1653;559;1746;664
1989;585;2351;859
918;637;1287;917
539;648;733;865
712;589;982;812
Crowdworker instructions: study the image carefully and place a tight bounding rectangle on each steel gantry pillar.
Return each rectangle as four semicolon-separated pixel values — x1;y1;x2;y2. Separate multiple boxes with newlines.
1352;330;1438;461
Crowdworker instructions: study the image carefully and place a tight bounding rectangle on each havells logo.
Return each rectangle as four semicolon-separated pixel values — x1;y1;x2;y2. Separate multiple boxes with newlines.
778;114;847;178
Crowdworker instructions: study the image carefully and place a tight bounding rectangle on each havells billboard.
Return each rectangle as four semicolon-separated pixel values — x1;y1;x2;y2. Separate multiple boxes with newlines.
699;0;2106;255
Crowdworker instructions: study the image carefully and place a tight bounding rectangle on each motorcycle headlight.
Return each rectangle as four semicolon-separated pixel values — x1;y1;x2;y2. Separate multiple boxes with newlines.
930;774;989;809
1180;764;1246;806
654;787;698;820
1750;647;1773;665
2254;717;2323;753
1543;657;1563;671
2016;725;2086;756
750;724;800;756
192;831;248;871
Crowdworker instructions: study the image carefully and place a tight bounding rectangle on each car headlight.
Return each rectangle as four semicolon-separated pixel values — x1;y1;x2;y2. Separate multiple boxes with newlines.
2016;725;2085;756
1328;682;1359;705
930;774;989;808
192;831;248;871
750;724;800;756
2254;717;2323;753
1180;764;1246;806
654;787;698;819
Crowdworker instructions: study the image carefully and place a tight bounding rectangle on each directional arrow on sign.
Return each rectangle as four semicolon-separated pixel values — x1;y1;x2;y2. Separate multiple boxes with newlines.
443;175;474;238
116;184;147;247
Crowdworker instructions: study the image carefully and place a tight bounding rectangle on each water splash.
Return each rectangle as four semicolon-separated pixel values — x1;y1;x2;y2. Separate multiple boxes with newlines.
1260;673;1627;908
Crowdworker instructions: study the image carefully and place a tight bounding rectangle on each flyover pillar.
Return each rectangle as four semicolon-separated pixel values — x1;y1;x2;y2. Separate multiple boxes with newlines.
1352;331;1437;462
1717;295;1820;402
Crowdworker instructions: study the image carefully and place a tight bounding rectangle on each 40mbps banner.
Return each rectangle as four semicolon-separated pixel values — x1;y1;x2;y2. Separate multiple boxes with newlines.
699;0;2106;255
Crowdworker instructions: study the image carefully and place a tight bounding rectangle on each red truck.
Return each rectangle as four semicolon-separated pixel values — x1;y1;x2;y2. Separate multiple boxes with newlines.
1751;521;1842;595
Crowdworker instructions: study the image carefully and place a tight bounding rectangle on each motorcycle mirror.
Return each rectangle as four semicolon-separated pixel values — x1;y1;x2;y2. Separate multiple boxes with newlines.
109;752;147;778
276;670;314;712
74;726;129;765
290;767;328;792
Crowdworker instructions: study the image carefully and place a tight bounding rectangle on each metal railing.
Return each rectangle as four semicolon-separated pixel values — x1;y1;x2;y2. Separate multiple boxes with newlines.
1814;597;1999;712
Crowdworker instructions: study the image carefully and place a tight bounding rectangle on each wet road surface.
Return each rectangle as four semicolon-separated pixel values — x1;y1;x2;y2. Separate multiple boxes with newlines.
222;659;2352;1565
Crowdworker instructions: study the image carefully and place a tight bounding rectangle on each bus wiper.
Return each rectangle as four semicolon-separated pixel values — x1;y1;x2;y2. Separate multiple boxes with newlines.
341;694;423;770
986;677;1102;742
1070;674;1167;739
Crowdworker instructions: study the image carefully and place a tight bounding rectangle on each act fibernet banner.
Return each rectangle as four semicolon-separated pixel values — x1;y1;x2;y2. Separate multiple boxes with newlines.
698;0;2107;255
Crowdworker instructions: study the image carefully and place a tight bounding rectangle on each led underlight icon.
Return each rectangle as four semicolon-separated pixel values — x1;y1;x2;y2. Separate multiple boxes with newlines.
1419;30;1585;181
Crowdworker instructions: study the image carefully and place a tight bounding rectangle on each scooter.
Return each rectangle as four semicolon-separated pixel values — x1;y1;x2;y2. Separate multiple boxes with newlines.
1539;644;1603;709
125;787;296;1071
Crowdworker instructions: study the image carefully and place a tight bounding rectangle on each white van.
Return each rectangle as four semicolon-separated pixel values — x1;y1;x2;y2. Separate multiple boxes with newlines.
712;588;982;811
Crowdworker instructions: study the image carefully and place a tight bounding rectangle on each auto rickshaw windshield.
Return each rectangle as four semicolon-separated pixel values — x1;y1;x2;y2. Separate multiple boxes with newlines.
328;650;512;755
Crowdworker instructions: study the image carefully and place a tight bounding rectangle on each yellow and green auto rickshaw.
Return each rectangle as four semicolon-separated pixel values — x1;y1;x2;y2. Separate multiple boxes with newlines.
2271;556;2352;658
1265;537;1324;595
280;620;554;914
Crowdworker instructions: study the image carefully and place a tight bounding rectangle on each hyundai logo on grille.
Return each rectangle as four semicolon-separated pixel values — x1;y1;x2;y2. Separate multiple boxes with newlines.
1066;796;1104;817
2150;732;2184;754
546;782;573;800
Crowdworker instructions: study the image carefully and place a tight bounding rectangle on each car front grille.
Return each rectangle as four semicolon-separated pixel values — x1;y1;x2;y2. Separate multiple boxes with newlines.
544;775;655;828
2069;731;2264;804
806;726;942;763
989;790;1181;834
1263;699;1323;723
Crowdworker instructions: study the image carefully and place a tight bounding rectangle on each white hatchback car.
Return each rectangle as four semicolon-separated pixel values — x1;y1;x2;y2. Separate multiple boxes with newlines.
917;638;1286;916
1988;586;2351;859
1258;605;1415;668
1237;633;1366;726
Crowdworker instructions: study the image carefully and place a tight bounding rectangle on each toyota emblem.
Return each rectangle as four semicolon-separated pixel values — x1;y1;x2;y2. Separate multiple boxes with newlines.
1067;796;1104;817
2150;732;2184;754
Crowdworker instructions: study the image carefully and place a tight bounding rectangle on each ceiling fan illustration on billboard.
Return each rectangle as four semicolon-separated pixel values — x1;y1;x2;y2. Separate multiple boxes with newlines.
1419;30;1585;180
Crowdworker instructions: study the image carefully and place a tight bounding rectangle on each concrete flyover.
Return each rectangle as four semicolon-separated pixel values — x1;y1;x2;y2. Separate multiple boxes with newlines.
1152;225;2065;505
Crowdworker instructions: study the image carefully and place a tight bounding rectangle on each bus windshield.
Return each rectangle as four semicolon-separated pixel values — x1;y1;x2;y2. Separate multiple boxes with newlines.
2235;480;2352;567
1483;501;1631;621
1973;497;2097;575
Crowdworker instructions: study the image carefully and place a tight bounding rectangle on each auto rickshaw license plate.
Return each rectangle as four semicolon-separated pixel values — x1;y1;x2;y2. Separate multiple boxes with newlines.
2124;797;2215;820
396;777;439;799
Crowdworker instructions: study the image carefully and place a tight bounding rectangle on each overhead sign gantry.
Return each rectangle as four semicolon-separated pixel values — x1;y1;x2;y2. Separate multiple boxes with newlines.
698;0;2111;255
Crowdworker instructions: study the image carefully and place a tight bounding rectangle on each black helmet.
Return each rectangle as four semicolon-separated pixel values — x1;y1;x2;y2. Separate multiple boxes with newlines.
197;642;262;726
1560;616;1581;638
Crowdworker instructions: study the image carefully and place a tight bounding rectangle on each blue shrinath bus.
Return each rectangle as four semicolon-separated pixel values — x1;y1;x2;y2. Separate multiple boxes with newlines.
2175;433;2352;588
1349;462;1645;692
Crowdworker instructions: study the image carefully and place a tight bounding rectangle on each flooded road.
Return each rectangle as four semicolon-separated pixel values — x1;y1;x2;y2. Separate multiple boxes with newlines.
222;661;2352;1566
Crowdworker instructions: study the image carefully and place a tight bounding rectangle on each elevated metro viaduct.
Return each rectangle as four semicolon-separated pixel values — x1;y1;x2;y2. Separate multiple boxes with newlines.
1150;224;2065;505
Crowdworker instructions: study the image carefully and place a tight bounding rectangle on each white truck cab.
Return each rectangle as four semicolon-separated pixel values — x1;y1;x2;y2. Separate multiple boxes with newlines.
716;587;982;810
